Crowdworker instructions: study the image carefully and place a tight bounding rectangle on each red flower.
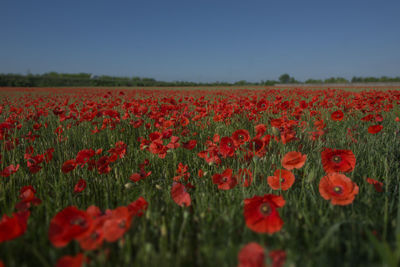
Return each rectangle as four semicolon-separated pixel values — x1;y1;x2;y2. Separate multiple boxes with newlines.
248;138;266;157
75;149;95;166
321;148;356;173
127;196;149;217
212;168;238;190
0;211;30;243
182;140;197;150
281;151;307;170
243;194;285;234
56;253;85;267
44;148;55;163
149;139;167;158
368;125;383;134
366;177;383;192
171;182;191;207
49;206;92;247
167;136;180;149
74;179;87;193
15;185;42;211
0;164;19;177
254;124;267;138
96;156;111;174
238;242;265;267
269;250;286;267
232;129;250;146
108;141;127;160
219;136;236;158
77;218;104;251
102;207;132;242
62;159;77;174
129;170;151;182
267;169;295;191
331;110;344;121
319;173;359;205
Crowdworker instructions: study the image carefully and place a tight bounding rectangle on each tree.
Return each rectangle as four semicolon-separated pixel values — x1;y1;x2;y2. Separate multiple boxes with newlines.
279;74;291;84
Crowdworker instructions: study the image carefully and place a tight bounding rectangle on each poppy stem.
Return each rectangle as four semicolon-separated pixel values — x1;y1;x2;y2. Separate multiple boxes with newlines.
383;160;390;242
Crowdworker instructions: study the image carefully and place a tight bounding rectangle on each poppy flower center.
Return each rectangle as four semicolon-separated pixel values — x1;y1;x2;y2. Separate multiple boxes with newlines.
332;155;342;163
259;203;271;216
70;217;86;227
333;186;343;194
90;232;99;240
119;220;126;228
222;177;228;182
280;178;286;183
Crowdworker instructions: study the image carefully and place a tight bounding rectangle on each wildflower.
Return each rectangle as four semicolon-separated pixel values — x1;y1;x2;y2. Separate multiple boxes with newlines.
281;151;307;170
321;148;356;173
267;169;295;191
244;194;285;234
319;173;359;205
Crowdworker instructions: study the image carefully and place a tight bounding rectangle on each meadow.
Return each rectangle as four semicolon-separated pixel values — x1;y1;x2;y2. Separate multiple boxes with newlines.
0;86;399;267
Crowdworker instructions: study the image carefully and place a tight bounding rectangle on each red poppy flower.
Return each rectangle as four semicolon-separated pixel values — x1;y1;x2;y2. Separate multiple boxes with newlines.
368;125;383;134
62;159;77;174
321;148;356;173
319;173;359;205
44;148;55;163
0;164;19;177
219;136;236;158
19;185;36;202
75;149;95;166
102;207;132;242
171;182;191;207
56;253;85;267
243;194;285;234
49;206;92;247
77;218;104;251
96;156;111;174
267;169;295;191
149;139;167;159
127;196;148;217
361;114;374;122
0;211;30;243
167;136;180;149
238;242;265;267
198;169;204;178
248;138;265;157
269;250;286;267
182;140;197;150
232;129;250;146
331;110;344;121
281;151;307;170
255;124;267;138
108;141;127;160
15;185;42;211
212;168;238;190
74;179;87;193
366;178;383;192
129;170;152;182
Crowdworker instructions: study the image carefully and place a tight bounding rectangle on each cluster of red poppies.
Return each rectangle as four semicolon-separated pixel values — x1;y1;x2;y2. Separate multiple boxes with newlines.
0;87;398;266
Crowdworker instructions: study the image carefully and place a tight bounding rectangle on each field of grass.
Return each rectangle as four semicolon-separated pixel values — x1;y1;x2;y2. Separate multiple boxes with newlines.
0;87;399;267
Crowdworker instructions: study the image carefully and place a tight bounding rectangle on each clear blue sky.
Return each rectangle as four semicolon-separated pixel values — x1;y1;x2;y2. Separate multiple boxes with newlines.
1;0;399;82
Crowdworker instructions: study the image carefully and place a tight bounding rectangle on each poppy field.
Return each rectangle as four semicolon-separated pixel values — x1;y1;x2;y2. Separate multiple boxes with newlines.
0;86;400;267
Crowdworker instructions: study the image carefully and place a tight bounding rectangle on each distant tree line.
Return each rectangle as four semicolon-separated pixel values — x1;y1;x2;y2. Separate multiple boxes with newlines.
0;72;399;87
